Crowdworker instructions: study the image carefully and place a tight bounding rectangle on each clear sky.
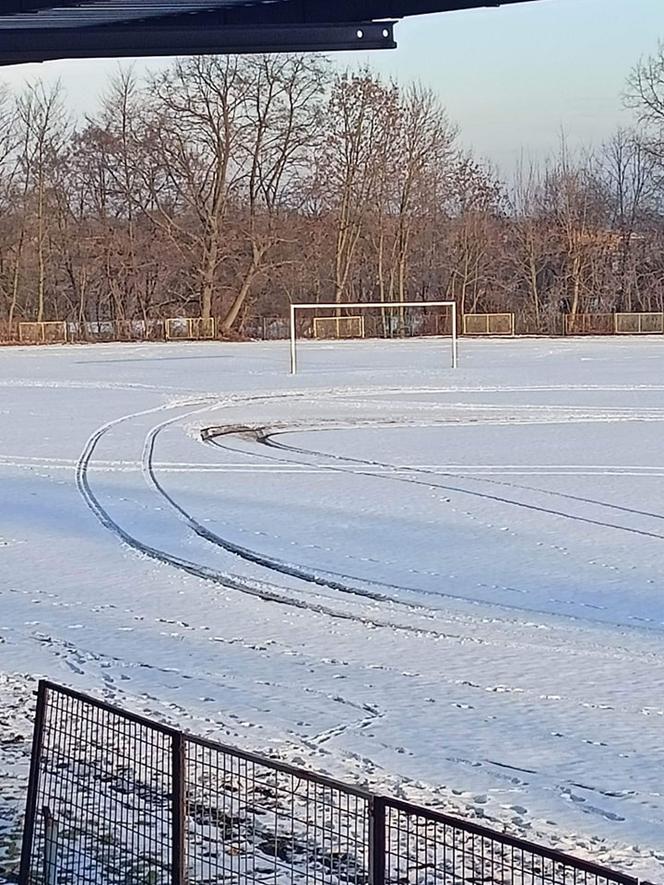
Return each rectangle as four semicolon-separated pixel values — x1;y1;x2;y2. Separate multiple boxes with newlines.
1;0;661;175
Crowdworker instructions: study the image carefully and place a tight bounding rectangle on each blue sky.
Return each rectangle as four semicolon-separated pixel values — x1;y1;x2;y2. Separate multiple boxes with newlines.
1;0;661;174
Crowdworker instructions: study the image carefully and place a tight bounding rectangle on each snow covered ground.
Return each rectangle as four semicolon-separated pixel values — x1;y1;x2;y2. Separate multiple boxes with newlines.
1;336;664;881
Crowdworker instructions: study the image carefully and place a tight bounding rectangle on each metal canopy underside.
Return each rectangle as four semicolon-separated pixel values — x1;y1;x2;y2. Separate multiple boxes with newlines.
0;0;539;64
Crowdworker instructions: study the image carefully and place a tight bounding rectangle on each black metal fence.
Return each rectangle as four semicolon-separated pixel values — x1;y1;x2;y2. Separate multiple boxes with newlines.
19;681;641;885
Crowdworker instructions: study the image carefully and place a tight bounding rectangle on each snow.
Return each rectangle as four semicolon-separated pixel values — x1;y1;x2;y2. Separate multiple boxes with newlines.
1;336;664;882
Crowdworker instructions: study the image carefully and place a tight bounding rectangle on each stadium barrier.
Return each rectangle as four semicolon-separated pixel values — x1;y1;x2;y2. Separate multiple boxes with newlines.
614;312;664;334
165;317;216;340
66;320;116;342
0;320;19;343
114;318;166;341
19;681;639;885
12;317;216;344
462;313;515;336
313;315;366;339
241;315;290;340
18;321;68;344
563;314;615;336
5;311;664;346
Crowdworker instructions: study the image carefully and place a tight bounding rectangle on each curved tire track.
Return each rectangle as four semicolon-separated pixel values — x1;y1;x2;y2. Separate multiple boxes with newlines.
75;398;472;640
260;427;664;542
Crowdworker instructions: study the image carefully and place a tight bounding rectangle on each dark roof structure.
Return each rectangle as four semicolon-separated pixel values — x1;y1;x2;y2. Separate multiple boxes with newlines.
0;0;539;65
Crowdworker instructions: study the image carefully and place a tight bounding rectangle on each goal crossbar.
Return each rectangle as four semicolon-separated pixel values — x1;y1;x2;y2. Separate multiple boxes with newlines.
289;301;458;374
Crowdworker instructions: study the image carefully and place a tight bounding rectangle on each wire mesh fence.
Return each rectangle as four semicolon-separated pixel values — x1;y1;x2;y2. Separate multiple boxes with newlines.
563;314;615;335
614;312;664;334
4;311;664;345
18;321;68;344
185;741;370;885
462;313;515;336
22;683;174;885
382;798;636;885
20;682;641;885
313;315;366;339
165;317;216;340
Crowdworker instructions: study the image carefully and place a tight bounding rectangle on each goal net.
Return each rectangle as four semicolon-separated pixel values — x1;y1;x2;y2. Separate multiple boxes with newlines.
289;301;457;374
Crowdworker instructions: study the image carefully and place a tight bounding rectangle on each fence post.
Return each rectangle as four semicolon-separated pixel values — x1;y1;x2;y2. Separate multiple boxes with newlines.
368;796;386;885
18;680;48;885
42;807;59;885
171;732;186;885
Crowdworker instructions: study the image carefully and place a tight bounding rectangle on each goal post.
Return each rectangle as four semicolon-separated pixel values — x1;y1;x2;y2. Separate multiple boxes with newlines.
289;301;458;374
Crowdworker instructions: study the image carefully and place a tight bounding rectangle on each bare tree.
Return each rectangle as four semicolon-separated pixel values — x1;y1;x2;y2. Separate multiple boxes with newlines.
0;47;663;341
15;81;68;322
602;130;656;310
323;71;399;304
627;42;664;153
144;55;248;320
508;161;550;329
0;85;20;328
446;157;503;319
391;87;455;307
220;54;328;332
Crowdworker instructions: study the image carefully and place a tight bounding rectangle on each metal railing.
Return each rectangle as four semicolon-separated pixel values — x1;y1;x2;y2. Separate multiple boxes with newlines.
19;681;641;885
4;312;664;345
614;312;664;334
462;313;515;336
563;313;616;336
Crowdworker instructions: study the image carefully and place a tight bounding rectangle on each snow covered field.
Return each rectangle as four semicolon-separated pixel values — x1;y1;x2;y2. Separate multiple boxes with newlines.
1;336;664;881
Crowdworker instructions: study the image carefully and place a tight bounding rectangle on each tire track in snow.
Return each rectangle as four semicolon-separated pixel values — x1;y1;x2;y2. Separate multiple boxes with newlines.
261;427;664;542
147;415;512;611
75;397;481;641
201;431;557;615
142;416;406;604
200;425;664;629
76;387;664;635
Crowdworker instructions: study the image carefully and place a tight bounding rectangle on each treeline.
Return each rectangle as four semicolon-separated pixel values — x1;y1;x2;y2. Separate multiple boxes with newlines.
0;49;663;336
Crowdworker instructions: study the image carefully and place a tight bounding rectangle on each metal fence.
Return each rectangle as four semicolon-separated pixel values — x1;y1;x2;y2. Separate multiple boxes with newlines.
462;313;515;336
19;682;641;885
614;312;664;334
563;313;616;336
4;312;664;345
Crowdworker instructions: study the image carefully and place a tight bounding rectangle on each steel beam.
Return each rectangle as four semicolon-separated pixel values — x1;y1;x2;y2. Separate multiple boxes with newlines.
0;19;395;63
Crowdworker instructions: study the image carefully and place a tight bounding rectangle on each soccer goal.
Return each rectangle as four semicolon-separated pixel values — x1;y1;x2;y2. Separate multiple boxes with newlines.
289;301;458;374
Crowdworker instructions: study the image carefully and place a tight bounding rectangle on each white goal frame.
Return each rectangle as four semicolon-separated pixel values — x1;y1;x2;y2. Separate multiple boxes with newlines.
289;301;458;374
